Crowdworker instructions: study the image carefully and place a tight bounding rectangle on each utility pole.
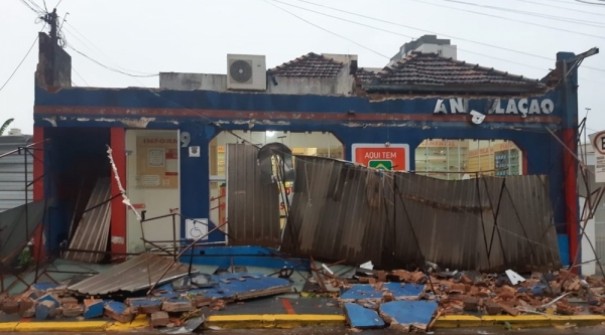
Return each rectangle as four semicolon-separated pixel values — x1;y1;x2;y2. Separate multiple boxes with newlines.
41;8;58;46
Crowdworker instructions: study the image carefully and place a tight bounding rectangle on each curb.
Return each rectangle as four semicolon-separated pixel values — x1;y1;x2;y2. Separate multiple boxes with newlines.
0;314;604;331
205;314;346;329
434;314;605;328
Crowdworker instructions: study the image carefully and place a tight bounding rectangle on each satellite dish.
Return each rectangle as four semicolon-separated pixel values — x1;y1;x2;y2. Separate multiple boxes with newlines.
257;142;295;184
229;60;253;83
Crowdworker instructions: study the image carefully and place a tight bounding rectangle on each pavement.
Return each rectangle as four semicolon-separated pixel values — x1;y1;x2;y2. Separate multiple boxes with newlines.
0;295;604;332
1;261;604;332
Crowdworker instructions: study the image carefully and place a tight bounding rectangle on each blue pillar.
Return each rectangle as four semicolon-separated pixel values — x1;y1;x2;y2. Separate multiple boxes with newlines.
179;123;219;242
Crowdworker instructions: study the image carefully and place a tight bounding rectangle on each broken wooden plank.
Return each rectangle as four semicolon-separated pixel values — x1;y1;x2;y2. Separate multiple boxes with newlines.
344;302;385;329
35;300;58;320
379;300;438;332
83;298;104;319
162;298;193;313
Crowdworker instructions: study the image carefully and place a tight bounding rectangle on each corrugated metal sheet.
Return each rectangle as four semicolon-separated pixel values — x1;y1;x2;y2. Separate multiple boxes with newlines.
64;177;111;263
227;144;281;247
68;253;191;295
0;135;33;212
282;156;560;272
0;200;46;266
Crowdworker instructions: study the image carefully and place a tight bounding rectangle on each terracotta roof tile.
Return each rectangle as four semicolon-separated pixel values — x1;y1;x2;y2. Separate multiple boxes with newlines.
270;53;344;78
367;52;545;93
355;68;379;83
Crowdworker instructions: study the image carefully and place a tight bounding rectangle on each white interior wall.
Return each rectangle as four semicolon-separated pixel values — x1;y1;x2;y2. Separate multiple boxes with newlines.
126;129;180;253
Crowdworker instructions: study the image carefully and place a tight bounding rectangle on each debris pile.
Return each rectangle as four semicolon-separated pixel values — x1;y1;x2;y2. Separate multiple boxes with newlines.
311;265;605;331
1;258;604;333
0;272;293;330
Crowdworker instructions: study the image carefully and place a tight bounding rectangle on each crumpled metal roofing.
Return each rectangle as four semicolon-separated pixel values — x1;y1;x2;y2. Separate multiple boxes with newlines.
269;52;344;78
281;156;560;272
68;253;192;295
227;144;281;247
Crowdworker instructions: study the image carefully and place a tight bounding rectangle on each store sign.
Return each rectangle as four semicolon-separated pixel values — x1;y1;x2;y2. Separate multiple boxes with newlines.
352;144;409;171
590;131;605;183
433;98;555;118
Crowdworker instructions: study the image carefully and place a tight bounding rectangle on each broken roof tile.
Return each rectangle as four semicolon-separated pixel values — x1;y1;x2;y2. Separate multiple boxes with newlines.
355;68;380;83
366;52;546;94
270;53;344;78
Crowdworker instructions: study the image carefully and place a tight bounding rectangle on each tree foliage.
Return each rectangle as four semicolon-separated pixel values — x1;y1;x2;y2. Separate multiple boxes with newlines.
0;118;15;136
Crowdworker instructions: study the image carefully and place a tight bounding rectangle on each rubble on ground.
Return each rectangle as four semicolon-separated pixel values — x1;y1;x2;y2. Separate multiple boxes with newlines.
0;263;604;333
319;266;605;331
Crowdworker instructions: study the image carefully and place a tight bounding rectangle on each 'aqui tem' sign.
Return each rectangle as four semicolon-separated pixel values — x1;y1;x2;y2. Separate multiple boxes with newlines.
590;131;605;183
433;98;555;118
352;144;410;171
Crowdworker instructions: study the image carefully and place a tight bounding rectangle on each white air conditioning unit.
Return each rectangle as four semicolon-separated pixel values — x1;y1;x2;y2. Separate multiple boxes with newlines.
227;54;266;91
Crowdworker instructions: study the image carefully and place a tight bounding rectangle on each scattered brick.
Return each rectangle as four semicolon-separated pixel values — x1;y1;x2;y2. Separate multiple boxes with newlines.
151;311;170;327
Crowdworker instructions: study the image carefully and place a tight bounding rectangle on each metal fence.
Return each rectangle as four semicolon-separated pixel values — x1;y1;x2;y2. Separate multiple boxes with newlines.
281;155;561;272
0;135;34;212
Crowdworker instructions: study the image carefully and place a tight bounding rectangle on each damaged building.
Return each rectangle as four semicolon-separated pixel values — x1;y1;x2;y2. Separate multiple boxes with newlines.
28;32;592;273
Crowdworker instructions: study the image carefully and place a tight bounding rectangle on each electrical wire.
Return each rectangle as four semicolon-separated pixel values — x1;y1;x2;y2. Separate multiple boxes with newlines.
276;0;552;72
440;0;605;27
511;0;604;16
291;0;605;73
62;23;157;76
264;0;390;59
0;35;38;94
408;0;605;40
575;0;605;5
66;45;159;78
71;66;89;86
18;0;44;14
272;0;417;40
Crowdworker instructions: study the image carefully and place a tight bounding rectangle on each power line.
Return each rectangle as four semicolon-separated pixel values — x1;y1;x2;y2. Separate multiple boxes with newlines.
272;0;417;39
264;0;390;59
62;23;157;76
71;66;89;86
275;0;552;72
409;0;605;39
0;35;39;94
440;0;605;27
575;0;605;5
66;45;159;78
510;0;604;16
292;0;605;73
550;0;605;6
18;0;44;14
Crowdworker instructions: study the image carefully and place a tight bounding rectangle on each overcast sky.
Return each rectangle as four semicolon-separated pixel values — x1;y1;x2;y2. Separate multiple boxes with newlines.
1;0;604;136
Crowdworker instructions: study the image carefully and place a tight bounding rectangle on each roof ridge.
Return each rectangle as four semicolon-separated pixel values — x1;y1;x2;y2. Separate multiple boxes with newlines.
269;52;345;78
379;52;539;83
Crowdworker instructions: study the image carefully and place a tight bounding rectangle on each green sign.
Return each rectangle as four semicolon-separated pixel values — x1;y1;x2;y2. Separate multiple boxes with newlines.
368;160;392;170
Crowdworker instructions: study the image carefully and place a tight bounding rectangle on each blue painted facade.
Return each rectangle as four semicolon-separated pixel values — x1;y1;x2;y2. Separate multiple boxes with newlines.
33;52;580;263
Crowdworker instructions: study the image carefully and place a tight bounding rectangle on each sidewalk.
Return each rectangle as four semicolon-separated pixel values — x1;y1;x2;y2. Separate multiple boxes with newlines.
1;313;605;332
1;295;604;332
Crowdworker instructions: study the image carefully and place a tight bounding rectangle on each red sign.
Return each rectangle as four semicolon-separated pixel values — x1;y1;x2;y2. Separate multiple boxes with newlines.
351;144;409;171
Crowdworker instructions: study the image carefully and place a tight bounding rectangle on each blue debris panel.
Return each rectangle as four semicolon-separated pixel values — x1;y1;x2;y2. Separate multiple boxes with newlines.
379;300;439;331
340;283;425;302
344;302;385;329
155;272;293;301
